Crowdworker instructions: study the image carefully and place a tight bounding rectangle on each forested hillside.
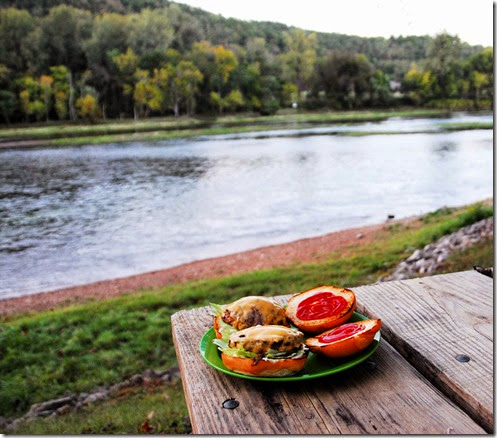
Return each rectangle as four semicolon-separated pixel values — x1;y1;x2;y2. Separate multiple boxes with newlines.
0;0;492;123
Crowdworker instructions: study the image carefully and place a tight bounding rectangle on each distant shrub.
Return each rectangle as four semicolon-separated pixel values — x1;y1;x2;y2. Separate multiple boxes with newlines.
76;95;101;122
426;99;480;111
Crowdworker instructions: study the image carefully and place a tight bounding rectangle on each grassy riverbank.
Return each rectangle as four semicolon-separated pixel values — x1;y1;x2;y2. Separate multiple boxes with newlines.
2;108;490;148
0;201;493;434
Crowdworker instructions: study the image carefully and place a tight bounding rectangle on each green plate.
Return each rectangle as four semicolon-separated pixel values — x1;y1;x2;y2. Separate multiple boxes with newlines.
199;312;381;382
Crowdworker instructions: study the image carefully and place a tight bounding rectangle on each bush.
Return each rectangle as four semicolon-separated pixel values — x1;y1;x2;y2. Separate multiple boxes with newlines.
426;99;475;111
76;95;101;122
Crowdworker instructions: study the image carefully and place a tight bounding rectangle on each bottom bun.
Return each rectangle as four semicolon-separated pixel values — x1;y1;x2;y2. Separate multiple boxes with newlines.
221;352;307;377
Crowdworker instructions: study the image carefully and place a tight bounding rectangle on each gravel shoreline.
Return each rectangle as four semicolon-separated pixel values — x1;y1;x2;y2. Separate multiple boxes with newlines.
0;220;404;317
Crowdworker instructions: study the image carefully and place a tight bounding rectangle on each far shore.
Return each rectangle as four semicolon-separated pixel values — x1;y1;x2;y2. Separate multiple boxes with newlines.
0;109;492;149
0;216;418;317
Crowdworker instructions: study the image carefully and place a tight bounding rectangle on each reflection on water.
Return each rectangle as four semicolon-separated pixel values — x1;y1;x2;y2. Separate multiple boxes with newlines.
432;141;458;156
0;116;493;298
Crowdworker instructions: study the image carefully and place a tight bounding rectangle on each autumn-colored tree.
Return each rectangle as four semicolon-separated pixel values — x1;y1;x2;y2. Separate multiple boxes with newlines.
39;75;53;121
76;94;101;122
213;45;238;88
404;66;438;105
18;75;45;122
133;69;162;117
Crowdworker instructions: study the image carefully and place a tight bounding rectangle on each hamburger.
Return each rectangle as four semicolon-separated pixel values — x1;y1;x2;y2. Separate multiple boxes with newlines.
211;296;289;339
214;325;308;377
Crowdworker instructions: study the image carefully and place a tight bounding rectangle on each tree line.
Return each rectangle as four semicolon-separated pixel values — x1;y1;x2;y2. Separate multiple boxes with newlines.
0;5;492;124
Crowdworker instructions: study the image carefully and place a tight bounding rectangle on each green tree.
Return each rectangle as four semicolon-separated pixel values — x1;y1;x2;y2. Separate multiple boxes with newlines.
113;48;139;118
0;63;16;124
189;41;216;111
470;71;488;108
224;89;244;112
426;33;462;99
281;29;317;100
246;37;272;69
209;91;224;114
465;48;493;106
369;69;392;106
127;9;174;55
281;82;298;107
25;6;92;120
0;8;34;72
84;13;130;118
166;3;204;52
175;60;203;115
50;65;70;120
315;51;374;109
0;90;16;124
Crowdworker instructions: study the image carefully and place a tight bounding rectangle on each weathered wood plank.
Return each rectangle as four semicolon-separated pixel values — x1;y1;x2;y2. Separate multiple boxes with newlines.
171;307;331;434
171;302;485;434
352;270;493;432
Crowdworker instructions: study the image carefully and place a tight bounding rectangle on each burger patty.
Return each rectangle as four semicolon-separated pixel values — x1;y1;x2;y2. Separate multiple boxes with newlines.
229;325;304;355
222;296;289;330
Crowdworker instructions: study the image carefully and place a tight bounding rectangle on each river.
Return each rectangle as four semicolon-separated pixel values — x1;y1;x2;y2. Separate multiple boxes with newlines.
0;113;493;298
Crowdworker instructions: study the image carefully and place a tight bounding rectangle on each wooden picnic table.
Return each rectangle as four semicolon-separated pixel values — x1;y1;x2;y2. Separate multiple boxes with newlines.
171;270;493;434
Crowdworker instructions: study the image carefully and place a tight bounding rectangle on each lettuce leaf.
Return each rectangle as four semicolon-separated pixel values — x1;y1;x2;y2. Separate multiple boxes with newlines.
213;338;258;358
210;302;223;317
213;338;307;360
210;303;237;341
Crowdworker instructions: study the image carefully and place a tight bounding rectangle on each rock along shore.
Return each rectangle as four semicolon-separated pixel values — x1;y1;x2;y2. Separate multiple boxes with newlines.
382;217;493;281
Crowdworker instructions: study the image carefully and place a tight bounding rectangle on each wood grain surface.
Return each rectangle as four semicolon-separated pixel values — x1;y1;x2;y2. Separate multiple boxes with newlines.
352;270;493;432
171;279;487;435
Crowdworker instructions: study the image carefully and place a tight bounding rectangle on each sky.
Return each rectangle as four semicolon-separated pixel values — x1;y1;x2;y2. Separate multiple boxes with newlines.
175;0;494;47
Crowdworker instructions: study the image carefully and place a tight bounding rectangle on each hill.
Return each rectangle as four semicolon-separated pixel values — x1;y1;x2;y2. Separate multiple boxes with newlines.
2;0;483;81
0;0;491;122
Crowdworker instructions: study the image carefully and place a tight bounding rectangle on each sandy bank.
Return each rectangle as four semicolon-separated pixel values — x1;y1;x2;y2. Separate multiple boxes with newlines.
0;219;413;317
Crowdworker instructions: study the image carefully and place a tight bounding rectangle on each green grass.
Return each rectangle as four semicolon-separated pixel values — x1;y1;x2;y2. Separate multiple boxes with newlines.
0;108;453;144
0;201;493;431
438;122;493;131
13;381;191;434
9;231;494;435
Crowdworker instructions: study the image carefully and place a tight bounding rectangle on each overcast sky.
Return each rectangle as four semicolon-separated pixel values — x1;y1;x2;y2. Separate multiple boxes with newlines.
175;0;494;47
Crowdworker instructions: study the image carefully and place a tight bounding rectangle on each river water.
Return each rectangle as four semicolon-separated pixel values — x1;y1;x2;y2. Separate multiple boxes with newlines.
0;114;493;298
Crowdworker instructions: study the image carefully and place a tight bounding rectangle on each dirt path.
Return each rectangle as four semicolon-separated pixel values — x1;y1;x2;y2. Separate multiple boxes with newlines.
0;139;51;149
0;220;407;317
